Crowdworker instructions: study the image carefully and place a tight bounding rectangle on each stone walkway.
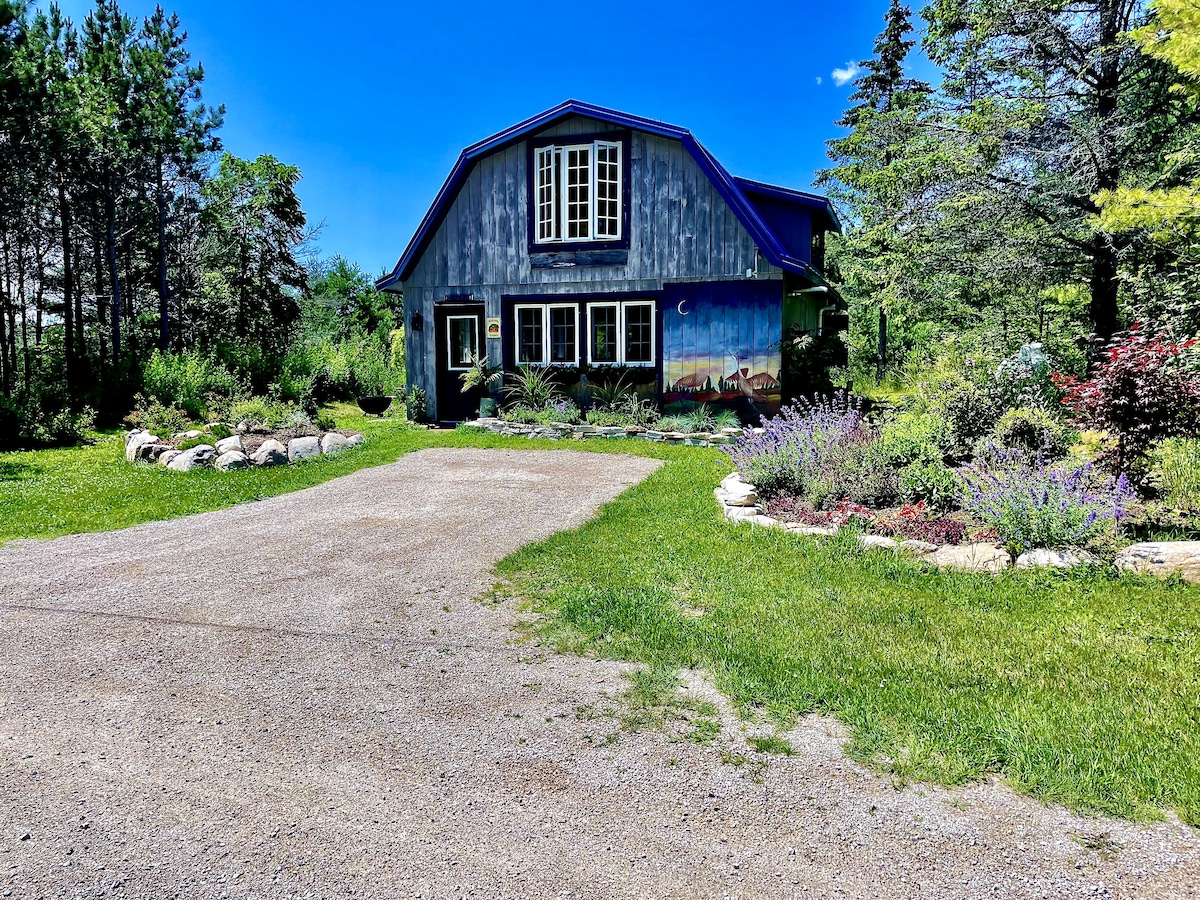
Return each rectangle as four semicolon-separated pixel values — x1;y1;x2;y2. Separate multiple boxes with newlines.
0;448;1196;899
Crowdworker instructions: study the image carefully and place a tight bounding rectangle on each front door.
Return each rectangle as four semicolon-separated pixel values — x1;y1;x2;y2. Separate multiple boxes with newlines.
434;303;485;423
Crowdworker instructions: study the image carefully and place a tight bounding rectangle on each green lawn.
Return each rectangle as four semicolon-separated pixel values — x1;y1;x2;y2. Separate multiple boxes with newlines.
3;415;1198;824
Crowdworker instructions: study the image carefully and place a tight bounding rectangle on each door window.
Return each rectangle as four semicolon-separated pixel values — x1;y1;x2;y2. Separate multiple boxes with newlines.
447;315;478;370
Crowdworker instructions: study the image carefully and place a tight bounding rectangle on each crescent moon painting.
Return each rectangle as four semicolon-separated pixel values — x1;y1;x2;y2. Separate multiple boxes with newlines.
662;282;783;419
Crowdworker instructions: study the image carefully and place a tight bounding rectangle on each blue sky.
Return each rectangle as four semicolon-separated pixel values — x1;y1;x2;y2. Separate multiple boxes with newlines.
47;0;935;276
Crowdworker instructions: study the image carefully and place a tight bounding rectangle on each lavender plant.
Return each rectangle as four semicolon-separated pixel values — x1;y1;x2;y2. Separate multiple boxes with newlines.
958;449;1134;554
726;393;867;501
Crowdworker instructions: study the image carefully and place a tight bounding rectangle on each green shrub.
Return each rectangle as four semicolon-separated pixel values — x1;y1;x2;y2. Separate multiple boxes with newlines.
206;422;234;441
124;394;190;437
986;407;1075;459
877;408;949;468
405;386;429;423
1152;438;1200;515
0;395;95;450
142;350;243;419
228;397;310;431
504;366;564;409
585;408;634;427
897;458;960;510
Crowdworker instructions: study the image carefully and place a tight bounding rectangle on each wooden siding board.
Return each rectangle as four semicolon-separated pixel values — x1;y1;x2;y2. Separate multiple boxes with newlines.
652;136;670;279
695;175;711;279
667;140;683;279
681;152;698;278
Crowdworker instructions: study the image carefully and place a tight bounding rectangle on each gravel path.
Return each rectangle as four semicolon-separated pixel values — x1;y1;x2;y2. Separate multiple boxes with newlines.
1;447;1196;899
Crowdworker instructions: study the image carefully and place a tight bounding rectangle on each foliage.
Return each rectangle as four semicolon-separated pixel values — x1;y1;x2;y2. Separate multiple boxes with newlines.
405;385;429;424
589;372;635;409
1150;437;1200;515
780;325;845;398
873;502;969;545
992;344;1064;410
503;366;564;411
958;451;1135;555
227;397;310;431
1054;327;1200;469
985;407;1076;460
123;393;189;437
142;351;243;420
504;398;581;426
459;353;502;394
726;393;870;502
896;457;960;511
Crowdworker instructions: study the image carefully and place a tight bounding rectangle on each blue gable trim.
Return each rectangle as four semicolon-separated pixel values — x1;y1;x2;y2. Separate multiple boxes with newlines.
734;177;843;235
377;100;832;291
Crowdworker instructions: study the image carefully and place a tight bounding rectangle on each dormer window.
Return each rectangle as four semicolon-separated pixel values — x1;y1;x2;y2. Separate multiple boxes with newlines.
534;141;622;243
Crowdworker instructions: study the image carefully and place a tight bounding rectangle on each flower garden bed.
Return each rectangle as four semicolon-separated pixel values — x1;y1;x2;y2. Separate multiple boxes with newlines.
462;417;744;448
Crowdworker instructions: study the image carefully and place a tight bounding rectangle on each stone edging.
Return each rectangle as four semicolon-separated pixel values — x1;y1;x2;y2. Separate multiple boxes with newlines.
124;427;366;472
461;417;753;447
715;471;1200;583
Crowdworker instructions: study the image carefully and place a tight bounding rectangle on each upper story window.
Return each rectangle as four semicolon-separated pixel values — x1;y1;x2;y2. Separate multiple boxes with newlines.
534;141;622;244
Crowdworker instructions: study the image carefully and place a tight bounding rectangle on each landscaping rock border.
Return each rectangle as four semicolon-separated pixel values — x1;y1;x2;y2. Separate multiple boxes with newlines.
716;471;1200;583
461;417;752;447
124;427;365;473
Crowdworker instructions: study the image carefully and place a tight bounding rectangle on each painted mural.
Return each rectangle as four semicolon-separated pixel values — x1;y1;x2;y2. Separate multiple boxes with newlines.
661;281;783;418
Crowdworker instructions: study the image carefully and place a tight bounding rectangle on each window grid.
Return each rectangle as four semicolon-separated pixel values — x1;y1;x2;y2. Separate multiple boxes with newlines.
586;300;655;367
595;143;620;238
513;304;579;367
516;307;544;365
533;141;621;244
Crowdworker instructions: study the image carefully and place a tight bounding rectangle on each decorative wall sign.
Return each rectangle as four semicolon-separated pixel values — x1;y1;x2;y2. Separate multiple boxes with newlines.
486;317;501;340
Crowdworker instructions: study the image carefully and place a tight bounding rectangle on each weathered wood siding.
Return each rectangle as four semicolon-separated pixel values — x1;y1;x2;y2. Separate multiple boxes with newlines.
403;115;787;417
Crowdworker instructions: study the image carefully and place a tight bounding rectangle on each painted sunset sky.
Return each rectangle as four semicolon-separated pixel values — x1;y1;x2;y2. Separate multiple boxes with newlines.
662;282;783;393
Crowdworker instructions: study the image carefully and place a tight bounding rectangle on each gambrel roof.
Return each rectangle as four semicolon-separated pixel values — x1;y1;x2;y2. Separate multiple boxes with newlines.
377;100;840;292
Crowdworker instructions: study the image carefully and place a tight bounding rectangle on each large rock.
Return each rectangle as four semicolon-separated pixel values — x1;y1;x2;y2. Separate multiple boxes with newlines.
898;539;939;555
166;444;216;472
214;450;249;471
347;433;366;448
172;429;203;441
858;534;899;551
125;432;160;463
125;429;146;448
1016;548;1099;570
785;523;838;537
215;435;244;455
157;450;182;467
136;442;173;463
287;436;321;463
927;543;1012;574
251;439;288;467
1115;541;1200;584
320;432;353;455
716;472;758;507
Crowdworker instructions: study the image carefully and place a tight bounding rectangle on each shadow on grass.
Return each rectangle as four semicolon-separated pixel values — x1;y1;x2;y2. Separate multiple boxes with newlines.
0;458;37;481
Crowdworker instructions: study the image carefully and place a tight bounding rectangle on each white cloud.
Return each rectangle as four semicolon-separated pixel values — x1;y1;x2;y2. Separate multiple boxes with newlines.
831;62;862;86
815;76;823;85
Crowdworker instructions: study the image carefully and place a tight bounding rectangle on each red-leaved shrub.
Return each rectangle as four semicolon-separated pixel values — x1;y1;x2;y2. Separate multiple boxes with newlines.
1053;326;1200;469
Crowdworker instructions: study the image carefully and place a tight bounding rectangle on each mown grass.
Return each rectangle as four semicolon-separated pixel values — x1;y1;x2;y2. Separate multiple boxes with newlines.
496;450;1200;824
4;415;1199;824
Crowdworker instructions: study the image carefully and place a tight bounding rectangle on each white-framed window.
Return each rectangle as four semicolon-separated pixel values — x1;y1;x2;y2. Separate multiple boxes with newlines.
446;315;478;371
586;300;655;366
534;140;622;244
513;303;579;366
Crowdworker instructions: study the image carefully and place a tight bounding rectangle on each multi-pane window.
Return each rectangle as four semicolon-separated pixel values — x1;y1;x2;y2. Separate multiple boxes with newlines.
513;304;579;366
534;141;622;244
516;307;544;364
589;304;619;363
586;300;655;366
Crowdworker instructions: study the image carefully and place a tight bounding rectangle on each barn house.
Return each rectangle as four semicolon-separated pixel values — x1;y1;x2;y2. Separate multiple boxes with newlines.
377;100;842;424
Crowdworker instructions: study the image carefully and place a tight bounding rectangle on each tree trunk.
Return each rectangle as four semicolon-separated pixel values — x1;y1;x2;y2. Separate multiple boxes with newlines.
93;222;107;376
1088;0;1125;346
58;181;76;399
17;241;29;392
0;236;9;398
156;151;170;353
105;184;122;364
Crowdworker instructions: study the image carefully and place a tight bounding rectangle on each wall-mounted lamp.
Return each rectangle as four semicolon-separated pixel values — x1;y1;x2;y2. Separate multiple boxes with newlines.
411;311;424;332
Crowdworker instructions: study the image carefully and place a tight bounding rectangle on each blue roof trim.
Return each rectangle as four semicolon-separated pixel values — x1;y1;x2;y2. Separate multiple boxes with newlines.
734;177;842;234
377;100;833;291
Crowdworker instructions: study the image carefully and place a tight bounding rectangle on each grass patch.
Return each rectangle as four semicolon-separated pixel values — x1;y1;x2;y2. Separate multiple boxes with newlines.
748;733;794;755
496;451;1200;824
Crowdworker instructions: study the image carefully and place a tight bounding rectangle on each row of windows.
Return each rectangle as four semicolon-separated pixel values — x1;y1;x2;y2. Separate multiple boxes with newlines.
534;141;622;244
514;300;654;367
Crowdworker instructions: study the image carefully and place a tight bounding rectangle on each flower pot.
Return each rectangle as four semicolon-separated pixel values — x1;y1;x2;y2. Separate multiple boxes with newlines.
479;397;499;418
356;395;394;416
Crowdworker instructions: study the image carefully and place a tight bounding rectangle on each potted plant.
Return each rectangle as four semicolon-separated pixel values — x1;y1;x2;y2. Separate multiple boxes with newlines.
460;353;503;417
355;348;395;416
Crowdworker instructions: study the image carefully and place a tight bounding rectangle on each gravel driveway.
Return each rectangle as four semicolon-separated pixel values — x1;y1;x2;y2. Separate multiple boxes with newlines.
1;447;1196;899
